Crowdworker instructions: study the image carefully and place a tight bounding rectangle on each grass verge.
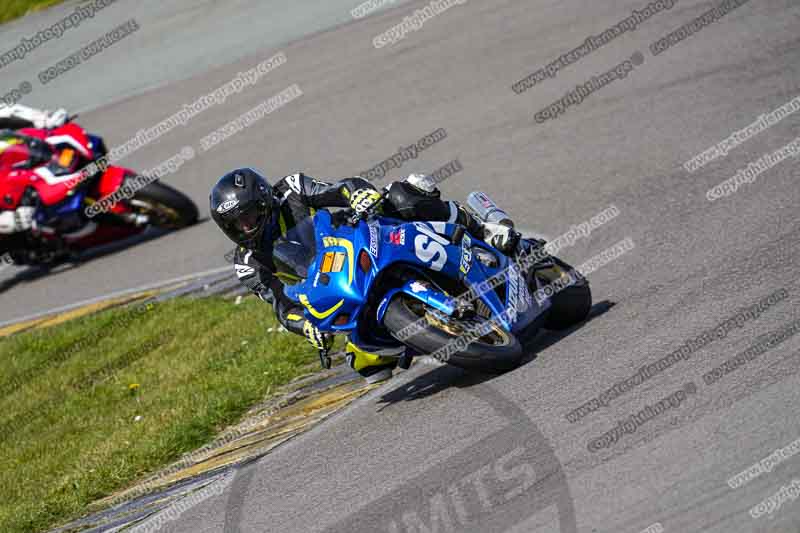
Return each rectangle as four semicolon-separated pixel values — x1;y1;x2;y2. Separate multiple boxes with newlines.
0;0;64;25
0;296;316;533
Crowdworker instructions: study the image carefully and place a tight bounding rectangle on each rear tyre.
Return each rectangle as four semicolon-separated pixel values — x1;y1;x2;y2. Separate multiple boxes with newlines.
383;294;523;372
132;180;198;229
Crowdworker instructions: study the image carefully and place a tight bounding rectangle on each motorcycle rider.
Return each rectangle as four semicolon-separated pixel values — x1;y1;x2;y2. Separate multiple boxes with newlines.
0;103;69;131
0;105;71;237
210;167;519;383
0;105;113;260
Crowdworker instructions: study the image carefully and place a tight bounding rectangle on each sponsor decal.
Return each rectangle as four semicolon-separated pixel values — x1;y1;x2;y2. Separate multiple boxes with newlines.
285;173;302;194
235;264;255;278
409;281;429;293
413;223;448;271
217;198;239;214
506;264;529;320
474;191;493;209
460;234;473;275
368;220;380;256
520;273;533;311
389;227;405;246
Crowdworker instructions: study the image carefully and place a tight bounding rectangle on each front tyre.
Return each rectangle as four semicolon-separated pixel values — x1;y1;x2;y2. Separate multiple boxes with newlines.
530;255;592;331
383;295;523;372
132;180;198;229
544;282;592;330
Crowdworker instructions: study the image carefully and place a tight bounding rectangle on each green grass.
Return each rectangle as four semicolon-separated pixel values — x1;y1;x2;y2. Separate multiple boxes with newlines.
0;296;317;533
0;0;64;25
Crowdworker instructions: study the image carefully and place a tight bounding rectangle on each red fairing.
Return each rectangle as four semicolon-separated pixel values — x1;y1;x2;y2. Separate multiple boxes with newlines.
0;170;29;209
1;167;83;206
0;124;101;208
0;136;77;207
95;166;135;214
15;127;46;140
35;171;80;205
0;122;156;255
30;123;94;161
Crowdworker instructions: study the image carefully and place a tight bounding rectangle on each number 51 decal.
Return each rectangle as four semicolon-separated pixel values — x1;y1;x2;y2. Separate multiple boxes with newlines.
413;222;449;271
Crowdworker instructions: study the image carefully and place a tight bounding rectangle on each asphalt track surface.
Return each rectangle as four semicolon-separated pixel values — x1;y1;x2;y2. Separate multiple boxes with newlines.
3;0;800;531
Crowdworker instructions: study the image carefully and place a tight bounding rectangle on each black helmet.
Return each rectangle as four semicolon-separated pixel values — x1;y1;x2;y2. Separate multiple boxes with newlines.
210;168;275;246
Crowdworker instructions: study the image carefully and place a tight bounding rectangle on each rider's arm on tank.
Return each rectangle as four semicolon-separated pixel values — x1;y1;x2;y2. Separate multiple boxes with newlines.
233;246;306;336
0;104;68;130
270;281;306;336
288;173;377;209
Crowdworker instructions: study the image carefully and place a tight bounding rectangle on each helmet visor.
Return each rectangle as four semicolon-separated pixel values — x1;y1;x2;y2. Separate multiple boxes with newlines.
233;208;266;237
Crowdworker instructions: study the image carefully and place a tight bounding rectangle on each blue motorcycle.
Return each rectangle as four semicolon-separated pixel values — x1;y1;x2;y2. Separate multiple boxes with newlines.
274;192;591;372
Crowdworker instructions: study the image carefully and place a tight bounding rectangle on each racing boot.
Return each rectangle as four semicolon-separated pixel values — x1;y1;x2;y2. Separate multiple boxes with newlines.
481;221;520;256
465;191;521;256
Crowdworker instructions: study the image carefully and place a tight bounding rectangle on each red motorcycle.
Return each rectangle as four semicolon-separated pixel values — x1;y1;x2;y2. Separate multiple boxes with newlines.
0;119;197;266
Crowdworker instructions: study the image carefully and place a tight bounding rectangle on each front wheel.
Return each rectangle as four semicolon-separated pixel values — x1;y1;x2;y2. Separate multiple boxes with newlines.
131;180;198;229
382;294;523;372
544;281;592;330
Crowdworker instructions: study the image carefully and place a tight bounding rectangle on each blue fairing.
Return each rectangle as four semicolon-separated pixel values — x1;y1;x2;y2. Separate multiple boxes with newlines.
36;190;86;223
282;210;549;348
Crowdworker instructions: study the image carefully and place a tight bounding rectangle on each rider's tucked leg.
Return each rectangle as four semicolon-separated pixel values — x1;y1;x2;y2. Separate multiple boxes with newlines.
383;175;519;254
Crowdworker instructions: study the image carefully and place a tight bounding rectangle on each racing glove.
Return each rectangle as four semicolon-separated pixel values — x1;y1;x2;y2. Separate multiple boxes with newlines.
349;188;383;216
0;207;36;234
303;320;334;351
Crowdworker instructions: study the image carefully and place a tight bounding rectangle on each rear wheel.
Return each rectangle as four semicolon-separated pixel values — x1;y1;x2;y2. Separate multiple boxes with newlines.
131;180;198;229
383;294;523;372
